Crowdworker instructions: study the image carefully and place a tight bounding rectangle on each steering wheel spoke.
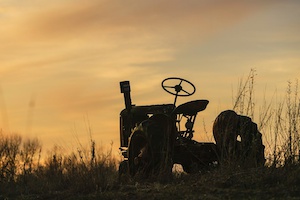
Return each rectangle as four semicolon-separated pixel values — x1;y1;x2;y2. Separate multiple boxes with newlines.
181;88;192;95
164;85;176;89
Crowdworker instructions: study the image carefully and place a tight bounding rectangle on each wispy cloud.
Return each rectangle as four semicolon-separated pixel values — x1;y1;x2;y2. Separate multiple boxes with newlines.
0;0;297;153
1;0;278;81
6;1;274;40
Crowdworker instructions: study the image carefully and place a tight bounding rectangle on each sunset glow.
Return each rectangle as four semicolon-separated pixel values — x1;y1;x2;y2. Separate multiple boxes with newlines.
0;0;299;156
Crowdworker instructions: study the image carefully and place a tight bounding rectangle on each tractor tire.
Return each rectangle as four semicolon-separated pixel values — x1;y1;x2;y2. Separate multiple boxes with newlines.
128;129;150;177
118;160;129;181
181;161;200;174
128;114;176;179
213;110;265;168
237;115;265;167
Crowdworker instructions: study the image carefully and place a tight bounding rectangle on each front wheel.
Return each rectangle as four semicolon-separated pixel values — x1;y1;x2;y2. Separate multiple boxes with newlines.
128;114;176;179
128;129;151;177
118;160;128;181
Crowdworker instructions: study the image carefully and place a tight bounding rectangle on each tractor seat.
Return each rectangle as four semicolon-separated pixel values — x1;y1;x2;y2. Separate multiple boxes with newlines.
172;100;209;116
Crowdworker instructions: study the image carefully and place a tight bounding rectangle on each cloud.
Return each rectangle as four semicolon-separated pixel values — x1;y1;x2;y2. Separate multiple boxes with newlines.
1;0;295;154
0;0;277;81
1;0;279;64
2;0;275;42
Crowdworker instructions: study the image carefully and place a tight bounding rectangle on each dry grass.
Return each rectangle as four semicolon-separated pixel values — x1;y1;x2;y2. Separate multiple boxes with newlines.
0;131;118;198
232;69;299;167
0;70;299;199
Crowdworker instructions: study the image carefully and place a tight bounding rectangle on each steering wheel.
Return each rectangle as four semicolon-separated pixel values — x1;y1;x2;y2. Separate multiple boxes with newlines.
161;77;196;97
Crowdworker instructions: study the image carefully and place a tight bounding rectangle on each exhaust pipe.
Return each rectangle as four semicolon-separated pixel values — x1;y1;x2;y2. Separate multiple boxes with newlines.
120;81;132;111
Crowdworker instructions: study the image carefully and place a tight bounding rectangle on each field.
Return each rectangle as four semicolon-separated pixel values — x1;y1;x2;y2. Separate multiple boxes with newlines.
1;71;299;199
1;123;299;199
103;166;300;200
0;143;299;200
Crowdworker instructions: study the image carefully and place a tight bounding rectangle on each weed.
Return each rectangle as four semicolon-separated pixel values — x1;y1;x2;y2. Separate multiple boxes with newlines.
232;69;299;167
0;71;299;199
0;131;118;197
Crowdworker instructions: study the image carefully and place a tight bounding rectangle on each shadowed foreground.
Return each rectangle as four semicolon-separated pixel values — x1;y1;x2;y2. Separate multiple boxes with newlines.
99;167;300;200
3;166;300;200
0;130;299;199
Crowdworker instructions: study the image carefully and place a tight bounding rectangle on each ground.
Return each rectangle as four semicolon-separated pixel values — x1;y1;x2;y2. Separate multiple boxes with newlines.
12;166;300;200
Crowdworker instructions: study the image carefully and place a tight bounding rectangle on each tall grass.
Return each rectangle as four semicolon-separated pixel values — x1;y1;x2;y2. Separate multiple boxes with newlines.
0;130;118;198
0;70;299;198
232;69;300;167
232;68;256;119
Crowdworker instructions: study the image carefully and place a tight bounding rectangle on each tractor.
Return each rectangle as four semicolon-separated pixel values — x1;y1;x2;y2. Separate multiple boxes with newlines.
118;77;265;178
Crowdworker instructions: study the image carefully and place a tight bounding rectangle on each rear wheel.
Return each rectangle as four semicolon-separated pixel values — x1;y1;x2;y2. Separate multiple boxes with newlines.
213;110;265;167
237;115;265;167
213;110;239;165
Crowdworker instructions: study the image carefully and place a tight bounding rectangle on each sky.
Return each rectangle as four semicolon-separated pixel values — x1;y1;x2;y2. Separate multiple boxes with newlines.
0;0;299;157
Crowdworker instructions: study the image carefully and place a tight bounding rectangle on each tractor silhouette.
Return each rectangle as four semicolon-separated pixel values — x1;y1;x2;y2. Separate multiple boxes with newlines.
119;77;265;178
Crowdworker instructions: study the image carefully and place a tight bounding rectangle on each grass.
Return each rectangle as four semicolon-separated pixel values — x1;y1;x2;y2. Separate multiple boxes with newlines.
232;69;300;167
1;70;300;199
0;131;118;198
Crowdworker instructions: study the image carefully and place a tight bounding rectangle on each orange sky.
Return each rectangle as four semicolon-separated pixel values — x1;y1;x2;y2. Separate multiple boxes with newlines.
0;0;299;156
